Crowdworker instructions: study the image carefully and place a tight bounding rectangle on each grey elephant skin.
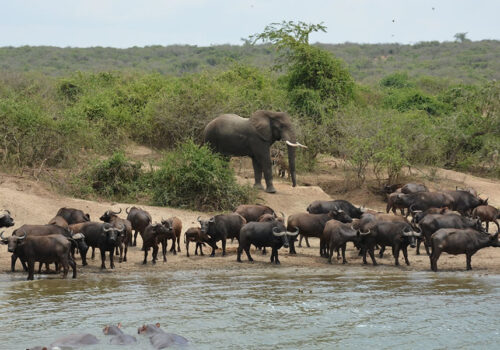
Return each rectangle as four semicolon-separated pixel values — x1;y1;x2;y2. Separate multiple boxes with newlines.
203;110;305;193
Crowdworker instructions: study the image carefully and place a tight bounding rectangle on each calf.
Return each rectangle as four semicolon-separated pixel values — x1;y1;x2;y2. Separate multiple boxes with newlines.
358;222;421;266
141;223;170;264
161;217;182;254
1;232;76;280
198;214;247;256
185;227;210;257
237;221;299;264
56;207;90;224
472;205;499;232
430;228;500;271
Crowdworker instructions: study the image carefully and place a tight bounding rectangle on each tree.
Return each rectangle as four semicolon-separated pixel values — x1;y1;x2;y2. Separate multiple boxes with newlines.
454;32;470;43
249;21;354;122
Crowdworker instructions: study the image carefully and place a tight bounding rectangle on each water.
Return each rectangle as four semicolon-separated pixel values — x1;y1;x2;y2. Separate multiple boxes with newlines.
1;267;499;349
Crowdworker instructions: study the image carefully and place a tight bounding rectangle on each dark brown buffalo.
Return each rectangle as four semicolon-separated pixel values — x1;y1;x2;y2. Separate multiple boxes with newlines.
394;192;455;216
198;214;247;256
322;221;361;264
1;232;76;280
430;228;500;271
78;222;124;268
234;204;276;222
126;206;152;246
287;210;353;255
56;207;90;225
418;213;482;256
48;215;69;228
401;183;428;194
472;205;499;232
386;192;406;215
142;223;170;264
445;190;487;216
358;222;421;266
0;209;14;228
161;217;182;253
100;208;132;263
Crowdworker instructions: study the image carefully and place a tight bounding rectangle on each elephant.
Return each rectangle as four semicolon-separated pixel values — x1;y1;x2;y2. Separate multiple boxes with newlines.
203;110;306;193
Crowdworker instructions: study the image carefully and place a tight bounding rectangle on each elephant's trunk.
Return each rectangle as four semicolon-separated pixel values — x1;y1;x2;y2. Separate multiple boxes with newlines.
287;145;297;187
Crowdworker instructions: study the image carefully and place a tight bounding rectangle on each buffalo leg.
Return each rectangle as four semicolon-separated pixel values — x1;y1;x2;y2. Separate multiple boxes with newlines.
272;248;280;264
81;248;88;266
133;231;138;246
69;258;77;278
91;247;95;259
152;245;158;264
161;240;167;262
393;246;400;266
210;244;216;257
100;249;107;269
118;243;124;263
402;245;410;266
198;243;204;256
289;239;297;255
379;245;385;258
328;244;335;264
27;260;35;280
38;262;43;274
466;252;472;270
61;258;69;279
221;238;227;256
341;244;348;264
262;247;267;255
109;249;115;269
368;247;377;266
143;249;148;264
305;236;310;247
245;247;253;262
123;241;128;262
237;246;243;262
430;247;441;271
177;236;181;252
186;241;190;257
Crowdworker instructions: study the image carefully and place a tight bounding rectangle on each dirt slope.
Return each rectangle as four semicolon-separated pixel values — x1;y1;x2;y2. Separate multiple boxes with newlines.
1;168;499;276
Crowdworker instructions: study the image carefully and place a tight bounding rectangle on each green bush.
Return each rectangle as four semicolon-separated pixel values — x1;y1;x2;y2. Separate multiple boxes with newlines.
380;72;414;89
151;140;255;211
72;152;146;200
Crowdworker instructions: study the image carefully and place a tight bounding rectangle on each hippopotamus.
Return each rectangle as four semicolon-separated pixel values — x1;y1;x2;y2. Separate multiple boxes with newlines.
103;323;137;345
138;323;188;349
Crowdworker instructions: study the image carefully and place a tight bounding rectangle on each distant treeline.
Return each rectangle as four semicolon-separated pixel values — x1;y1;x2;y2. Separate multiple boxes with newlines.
1;40;499;84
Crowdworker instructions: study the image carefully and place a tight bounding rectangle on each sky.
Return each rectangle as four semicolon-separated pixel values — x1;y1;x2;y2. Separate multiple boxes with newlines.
1;0;499;48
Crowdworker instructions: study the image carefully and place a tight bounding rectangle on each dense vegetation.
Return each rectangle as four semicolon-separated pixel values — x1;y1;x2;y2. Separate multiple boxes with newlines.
1;27;498;208
1;40;498;84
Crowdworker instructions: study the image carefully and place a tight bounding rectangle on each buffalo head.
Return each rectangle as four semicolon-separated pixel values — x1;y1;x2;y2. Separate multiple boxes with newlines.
0;231;26;252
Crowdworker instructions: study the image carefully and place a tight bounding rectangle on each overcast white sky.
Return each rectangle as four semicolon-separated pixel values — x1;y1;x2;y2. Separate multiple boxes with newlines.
1;0;499;48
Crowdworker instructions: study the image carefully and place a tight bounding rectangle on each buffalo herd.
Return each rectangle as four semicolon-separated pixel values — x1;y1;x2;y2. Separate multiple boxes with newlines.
1;184;499;280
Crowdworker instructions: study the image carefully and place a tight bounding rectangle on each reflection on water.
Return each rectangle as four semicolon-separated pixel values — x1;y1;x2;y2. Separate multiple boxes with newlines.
0;267;499;349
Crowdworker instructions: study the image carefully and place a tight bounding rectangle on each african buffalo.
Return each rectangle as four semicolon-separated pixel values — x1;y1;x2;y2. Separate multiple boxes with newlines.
185;227;211;257
126;206;152;246
445;190;487;215
287;210;353;255
100;208;132;263
237;221;299;264
234;204;276;222
395;192;455;216
322;221;361;264
141;223;170;264
161;217;182;253
79;222;124;268
1;232;76;280
430;228;500;271
418;213;482;256
198;213;247;256
0;209;14;228
358;222;421;266
472;205;499;232
56;207;90;225
306;199;365;218
401;183;428;194
48;215;69;228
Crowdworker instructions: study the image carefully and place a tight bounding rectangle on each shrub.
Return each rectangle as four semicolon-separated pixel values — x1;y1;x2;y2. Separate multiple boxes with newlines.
380;72;414;89
72;152;145;200
151;140;255;211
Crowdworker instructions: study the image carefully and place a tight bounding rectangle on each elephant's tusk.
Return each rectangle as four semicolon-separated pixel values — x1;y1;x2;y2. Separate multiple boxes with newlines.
285;141;308;149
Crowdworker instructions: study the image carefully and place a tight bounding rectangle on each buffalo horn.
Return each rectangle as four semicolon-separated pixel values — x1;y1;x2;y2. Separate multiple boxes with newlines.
0;211;5;219
285;140;308;149
280;212;285;218
359;229;371;236
125;207;130;214
197;216;202;223
111;208;122;215
272;227;287;237
0;231;6;241
287;226;300;236
72;233;85;240
103;225;113;232
17;231;27;240
209;217;215;223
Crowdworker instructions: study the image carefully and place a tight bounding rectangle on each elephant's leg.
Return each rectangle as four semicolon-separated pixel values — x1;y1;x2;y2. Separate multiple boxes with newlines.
252;157;264;190
260;152;276;193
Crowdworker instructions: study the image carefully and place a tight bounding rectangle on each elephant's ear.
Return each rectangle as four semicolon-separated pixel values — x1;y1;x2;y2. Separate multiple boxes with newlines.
249;110;272;142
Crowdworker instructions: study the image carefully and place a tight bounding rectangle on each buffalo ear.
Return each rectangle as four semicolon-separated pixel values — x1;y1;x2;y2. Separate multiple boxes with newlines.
250;110;272;142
